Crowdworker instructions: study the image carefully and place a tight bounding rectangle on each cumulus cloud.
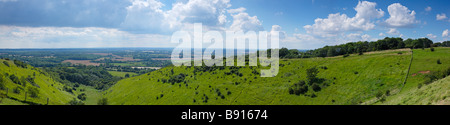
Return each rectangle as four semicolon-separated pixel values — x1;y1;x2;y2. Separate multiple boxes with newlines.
385;3;418;27
121;0;231;33
436;13;448;21
303;1;384;37
379;32;385;36
443;29;449;37
228;8;264;32
120;0;166;33
386;28;400;35
345;33;371;42
270;25;286;39
426;33;437;39
168;0;230;27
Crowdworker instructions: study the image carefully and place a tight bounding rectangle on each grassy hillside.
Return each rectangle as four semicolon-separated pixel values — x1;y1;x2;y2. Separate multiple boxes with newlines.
380;47;450;105
105;48;419;105
381;75;449;105
0;59;75;105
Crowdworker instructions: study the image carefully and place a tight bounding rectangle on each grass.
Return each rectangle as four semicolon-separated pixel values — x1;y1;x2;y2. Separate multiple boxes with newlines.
108;71;138;78
74;85;102;105
381;75;449;105
0;59;75;105
105;48;415;105
379;47;450;104
0;97;27;105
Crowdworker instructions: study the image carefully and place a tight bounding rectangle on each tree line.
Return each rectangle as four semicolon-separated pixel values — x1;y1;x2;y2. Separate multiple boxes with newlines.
276;37;449;58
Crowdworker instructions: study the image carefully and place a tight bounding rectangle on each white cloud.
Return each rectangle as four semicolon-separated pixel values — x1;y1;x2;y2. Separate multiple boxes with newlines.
0;25;173;48
168;0;230;27
425;6;432;12
436;13;448;21
385;3;418;27
228;8;264;32
345;33;371;42
121;0;166;33
303;1;384;37
379;33;385;36
227;7;246;14
270;25;286;39
443;29;449;37
426;33;437;39
354;1;385;19
121;0;231;33
386;28;400;35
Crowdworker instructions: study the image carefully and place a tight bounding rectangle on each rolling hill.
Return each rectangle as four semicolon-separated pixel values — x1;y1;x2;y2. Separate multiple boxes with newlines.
104;48;450;105
0;59;75;105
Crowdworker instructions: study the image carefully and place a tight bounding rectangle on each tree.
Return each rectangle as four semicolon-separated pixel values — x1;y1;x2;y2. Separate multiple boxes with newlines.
279;48;289;58
306;67;319;84
326;47;336;57
125;73;130;78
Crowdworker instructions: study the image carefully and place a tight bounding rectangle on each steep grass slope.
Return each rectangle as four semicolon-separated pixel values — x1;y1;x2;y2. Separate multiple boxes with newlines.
105;49;414;105
380;47;450;104
0;59;74;105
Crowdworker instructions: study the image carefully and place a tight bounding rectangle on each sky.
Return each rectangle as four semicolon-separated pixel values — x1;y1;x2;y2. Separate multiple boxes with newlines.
0;0;449;49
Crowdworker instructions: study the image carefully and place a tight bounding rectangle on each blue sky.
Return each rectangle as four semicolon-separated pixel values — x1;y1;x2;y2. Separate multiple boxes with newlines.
0;0;449;49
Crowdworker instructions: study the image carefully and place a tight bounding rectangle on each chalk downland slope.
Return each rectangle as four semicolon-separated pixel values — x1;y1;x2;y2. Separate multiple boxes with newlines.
0;59;74;105
105;48;423;105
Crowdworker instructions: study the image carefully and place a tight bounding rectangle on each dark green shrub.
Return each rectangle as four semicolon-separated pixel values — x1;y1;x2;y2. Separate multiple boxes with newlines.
385;90;390;96
13;86;22;94
376;91;383;99
13;60;27;68
77;93;87;101
68;98;85;105
312;83;321;92
343;54;349;58
9;74;20;85
63;85;73;93
437;59;441;64
3;61;9;67
0;81;5;90
27;87;39;98
289;81;308;96
97;97;108;105
430;47;435;52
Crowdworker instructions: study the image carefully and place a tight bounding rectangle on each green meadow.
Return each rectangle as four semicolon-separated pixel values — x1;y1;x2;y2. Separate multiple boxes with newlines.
105;48;446;105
